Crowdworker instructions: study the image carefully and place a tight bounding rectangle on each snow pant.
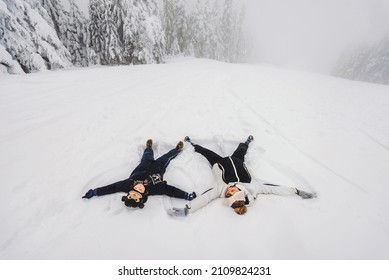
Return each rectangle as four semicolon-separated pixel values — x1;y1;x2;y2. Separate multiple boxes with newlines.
193;142;249;166
193;142;251;184
129;146;180;180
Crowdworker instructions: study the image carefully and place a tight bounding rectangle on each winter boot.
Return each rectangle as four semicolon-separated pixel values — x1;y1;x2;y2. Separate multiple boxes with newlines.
245;135;254;145
146;139;153;148
176;141;184;151
184;136;195;146
184;136;191;143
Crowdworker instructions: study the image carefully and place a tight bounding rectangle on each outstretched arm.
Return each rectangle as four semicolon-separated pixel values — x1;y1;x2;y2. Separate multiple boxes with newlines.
169;187;219;217
82;179;133;199
247;180;316;199
186;187;220;213
151;182;196;201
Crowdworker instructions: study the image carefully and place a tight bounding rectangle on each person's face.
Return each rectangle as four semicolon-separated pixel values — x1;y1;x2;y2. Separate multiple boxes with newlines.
133;183;145;194
225;185;240;197
127;190;142;202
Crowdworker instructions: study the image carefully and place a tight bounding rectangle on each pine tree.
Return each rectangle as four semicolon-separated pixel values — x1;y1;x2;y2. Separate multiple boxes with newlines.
89;0;104;65
67;0;90;66
366;35;389;84
112;0;126;46
188;0;217;59
89;0;122;65
163;0;187;56
332;35;389;86
123;0;165;65
41;0;69;43
234;5;248;63
220;0;233;61
0;0;72;73
219;0;247;63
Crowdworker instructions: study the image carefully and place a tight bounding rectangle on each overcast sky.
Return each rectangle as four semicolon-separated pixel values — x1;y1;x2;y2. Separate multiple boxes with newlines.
73;0;389;74
243;0;389;73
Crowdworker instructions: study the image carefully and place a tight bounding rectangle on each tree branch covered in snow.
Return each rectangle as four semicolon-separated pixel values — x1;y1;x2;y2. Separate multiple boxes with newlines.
0;0;248;74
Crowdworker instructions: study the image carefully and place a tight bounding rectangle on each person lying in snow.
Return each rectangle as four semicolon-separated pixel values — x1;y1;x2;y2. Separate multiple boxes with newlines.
169;135;316;216
82;139;196;209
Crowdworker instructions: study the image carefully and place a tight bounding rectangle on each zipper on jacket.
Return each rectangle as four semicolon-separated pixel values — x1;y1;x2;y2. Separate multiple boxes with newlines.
228;157;240;182
217;163;226;182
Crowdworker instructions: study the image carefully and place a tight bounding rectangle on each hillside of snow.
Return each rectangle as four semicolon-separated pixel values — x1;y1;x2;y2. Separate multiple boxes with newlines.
0;58;388;259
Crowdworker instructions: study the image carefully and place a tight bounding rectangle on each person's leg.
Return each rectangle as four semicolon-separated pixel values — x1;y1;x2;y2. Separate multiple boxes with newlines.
231;143;249;161
155;147;180;168
193;144;223;166
130;147;154;177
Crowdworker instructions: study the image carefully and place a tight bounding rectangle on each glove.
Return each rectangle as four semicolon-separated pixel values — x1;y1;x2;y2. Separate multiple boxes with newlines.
168;207;189;217
296;188;316;199
185;192;197;201
82;189;97;199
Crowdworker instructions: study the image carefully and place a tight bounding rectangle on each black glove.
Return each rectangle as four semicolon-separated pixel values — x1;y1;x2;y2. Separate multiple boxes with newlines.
296;188;316;199
82;189;97;199
185;192;197;201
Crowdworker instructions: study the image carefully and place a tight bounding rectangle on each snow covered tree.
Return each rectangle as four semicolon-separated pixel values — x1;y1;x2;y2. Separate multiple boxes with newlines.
1;0;249;73
187;0;218;59
333;43;370;81
365;35;389;85
0;43;24;74
123;0;166;64
219;0;233;61
333;35;389;86
112;0;126;46
89;0;122;65
163;0;188;56
88;0;104;65
41;0;69;43
218;0;247;62
184;0;247;62
233;5;248;62
0;0;72;73
66;0;90;66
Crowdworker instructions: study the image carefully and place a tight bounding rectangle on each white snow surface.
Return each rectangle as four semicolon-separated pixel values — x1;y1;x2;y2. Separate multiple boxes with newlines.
0;58;388;260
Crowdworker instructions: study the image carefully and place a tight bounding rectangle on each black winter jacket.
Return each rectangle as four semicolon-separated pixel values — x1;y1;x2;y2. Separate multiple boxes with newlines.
95;161;186;199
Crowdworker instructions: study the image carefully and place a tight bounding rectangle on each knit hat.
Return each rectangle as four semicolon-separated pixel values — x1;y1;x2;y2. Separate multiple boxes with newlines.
225;190;246;207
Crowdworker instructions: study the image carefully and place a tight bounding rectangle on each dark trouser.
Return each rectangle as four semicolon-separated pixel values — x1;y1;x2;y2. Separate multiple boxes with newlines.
193;142;249;166
129;147;179;179
193;145;222;166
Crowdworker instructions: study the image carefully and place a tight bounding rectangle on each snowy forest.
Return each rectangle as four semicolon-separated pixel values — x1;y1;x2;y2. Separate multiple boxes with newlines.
332;34;389;85
0;0;247;74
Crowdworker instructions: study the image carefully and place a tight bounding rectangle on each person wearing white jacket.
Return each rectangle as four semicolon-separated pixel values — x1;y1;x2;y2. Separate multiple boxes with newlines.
169;136;316;216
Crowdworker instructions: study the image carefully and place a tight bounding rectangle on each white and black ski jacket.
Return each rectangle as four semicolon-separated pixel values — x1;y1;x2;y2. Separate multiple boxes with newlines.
187;164;298;213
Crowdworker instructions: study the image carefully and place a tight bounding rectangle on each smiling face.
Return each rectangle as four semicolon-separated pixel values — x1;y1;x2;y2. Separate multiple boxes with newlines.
225;185;241;197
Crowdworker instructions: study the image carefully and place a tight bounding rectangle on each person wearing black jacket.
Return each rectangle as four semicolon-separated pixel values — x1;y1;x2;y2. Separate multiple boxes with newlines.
82;139;196;209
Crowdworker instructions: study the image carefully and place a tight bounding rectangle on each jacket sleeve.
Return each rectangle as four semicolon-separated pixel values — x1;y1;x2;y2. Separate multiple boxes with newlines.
247;179;297;198
187;187;219;213
150;182;187;199
95;179;133;196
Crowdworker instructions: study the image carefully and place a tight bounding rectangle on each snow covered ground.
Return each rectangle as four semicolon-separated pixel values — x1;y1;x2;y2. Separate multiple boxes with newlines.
0;58;388;259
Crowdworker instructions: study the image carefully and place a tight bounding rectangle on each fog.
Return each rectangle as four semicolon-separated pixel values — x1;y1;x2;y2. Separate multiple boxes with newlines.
244;0;389;73
72;0;389;74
